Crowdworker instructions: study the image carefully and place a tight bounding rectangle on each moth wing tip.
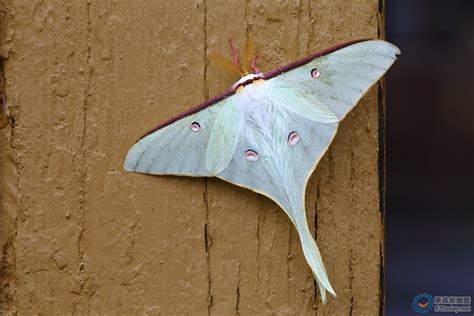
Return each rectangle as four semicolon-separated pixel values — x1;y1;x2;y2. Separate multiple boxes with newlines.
123;147;139;172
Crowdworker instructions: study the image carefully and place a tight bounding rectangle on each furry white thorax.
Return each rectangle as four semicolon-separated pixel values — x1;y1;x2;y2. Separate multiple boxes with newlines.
234;78;275;136
235;78;270;113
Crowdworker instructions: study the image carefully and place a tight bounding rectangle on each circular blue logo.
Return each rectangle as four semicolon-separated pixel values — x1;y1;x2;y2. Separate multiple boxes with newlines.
412;293;434;313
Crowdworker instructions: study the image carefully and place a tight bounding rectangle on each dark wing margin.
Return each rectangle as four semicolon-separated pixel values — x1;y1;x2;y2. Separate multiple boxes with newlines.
139;87;236;140
139;39;368;140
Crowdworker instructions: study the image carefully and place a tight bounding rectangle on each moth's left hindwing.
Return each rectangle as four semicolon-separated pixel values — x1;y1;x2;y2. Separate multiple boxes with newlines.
124;96;236;177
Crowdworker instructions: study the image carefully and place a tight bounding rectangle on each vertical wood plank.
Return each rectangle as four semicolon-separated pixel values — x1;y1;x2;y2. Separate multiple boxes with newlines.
78;1;210;314
0;0;385;314
2;1;89;313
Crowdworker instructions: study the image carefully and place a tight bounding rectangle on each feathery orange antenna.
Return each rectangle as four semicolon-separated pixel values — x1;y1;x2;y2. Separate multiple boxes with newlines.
208;52;244;76
209;37;261;76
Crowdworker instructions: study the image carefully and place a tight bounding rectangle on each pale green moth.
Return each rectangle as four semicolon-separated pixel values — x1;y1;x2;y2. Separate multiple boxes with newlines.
124;39;400;303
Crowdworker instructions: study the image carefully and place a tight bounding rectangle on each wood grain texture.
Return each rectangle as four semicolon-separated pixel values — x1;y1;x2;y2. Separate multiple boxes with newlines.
0;0;385;314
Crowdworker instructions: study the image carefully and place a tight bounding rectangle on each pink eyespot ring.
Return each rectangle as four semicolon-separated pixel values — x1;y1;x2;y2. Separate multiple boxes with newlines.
288;131;300;146
190;122;201;132
311;68;321;79
245;149;259;161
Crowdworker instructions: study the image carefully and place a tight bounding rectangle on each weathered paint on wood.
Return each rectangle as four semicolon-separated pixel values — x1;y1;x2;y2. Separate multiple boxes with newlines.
0;0;385;314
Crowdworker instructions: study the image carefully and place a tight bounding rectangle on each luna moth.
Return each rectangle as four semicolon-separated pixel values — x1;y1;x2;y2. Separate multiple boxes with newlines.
124;39;400;303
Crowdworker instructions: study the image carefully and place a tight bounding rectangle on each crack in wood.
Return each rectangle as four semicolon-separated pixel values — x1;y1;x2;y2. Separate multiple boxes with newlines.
202;0;213;313
0;61;8;129
204;179;213;314
348;249;355;315
73;1;93;313
377;83;385;223
307;0;314;54
235;262;241;315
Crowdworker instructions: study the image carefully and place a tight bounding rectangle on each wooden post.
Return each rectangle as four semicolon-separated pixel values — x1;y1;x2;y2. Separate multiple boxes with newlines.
0;0;385;314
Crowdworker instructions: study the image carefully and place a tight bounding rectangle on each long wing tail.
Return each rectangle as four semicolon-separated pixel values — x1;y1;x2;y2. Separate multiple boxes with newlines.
294;214;336;303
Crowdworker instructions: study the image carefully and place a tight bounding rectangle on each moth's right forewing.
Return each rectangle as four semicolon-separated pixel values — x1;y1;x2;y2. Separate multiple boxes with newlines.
124;96;233;177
